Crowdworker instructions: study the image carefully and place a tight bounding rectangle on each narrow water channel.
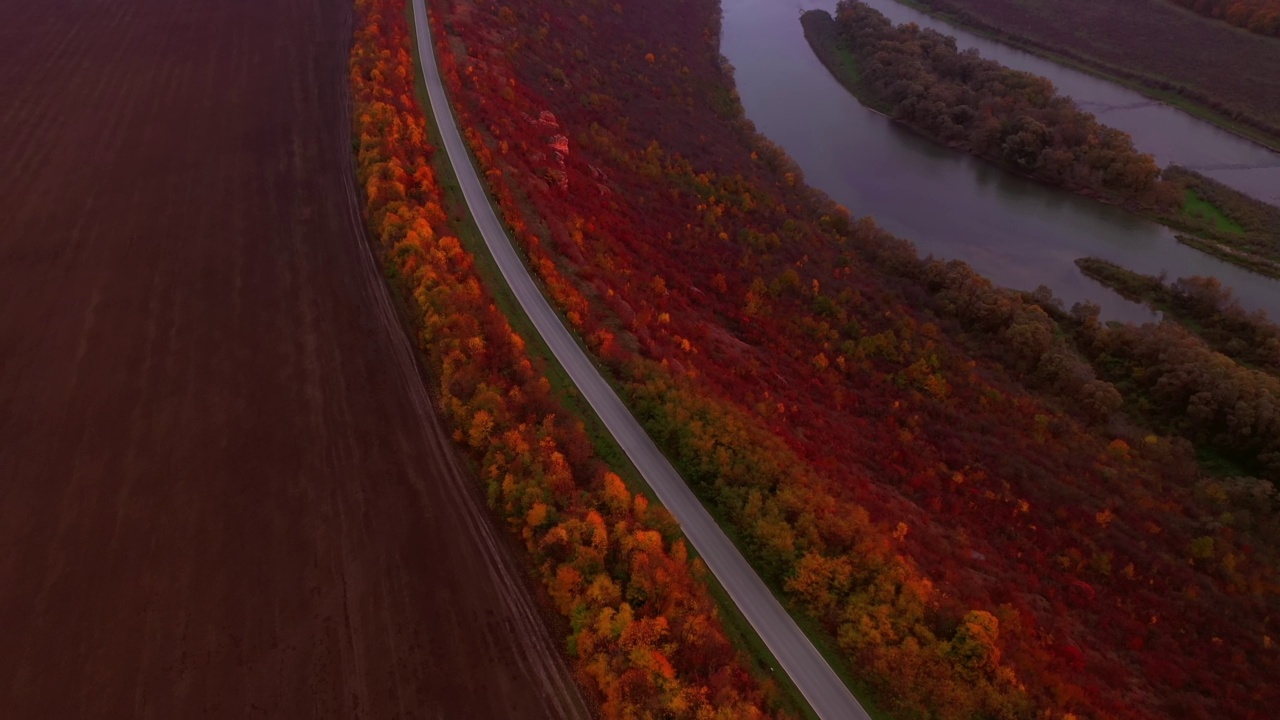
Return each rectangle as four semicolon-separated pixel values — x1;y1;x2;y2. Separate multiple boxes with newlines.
720;0;1280;322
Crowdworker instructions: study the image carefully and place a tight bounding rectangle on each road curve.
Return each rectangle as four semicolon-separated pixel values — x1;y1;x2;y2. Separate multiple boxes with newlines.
410;2;869;718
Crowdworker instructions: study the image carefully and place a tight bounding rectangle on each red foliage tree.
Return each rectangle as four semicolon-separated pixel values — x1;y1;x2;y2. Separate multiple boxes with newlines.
350;2;783;715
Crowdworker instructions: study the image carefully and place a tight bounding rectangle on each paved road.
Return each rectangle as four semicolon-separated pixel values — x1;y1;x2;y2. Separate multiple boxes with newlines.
410;2;869;717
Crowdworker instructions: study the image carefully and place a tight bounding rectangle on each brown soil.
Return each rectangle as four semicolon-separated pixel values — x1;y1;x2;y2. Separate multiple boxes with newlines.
911;0;1280;143
0;1;586;717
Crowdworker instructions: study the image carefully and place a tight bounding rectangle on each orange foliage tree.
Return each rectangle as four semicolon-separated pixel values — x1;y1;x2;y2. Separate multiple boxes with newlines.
349;1;784;716
1170;0;1280;36
424;0;1279;717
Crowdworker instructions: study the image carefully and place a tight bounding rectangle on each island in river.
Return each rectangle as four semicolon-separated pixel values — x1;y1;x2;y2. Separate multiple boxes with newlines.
802;2;1280;278
903;0;1280;152
1074;257;1280;372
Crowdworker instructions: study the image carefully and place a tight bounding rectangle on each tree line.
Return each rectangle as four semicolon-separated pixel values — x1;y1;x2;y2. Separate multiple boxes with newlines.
425;0;1280;716
1076;257;1280;371
1162;165;1280;275
1169;0;1280;36
351;2;781;715
806;2;1178;211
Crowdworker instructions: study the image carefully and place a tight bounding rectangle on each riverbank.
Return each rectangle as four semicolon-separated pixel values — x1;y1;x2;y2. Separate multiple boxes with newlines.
1074;257;1167;307
802;8;1168;201
897;0;1280;154
803;5;1280;279
799;9;890;115
1156;166;1280;278
1175;234;1280;280
1075;257;1280;369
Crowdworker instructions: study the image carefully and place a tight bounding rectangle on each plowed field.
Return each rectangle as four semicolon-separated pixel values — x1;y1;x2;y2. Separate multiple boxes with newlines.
0;0;585;717
912;0;1280;140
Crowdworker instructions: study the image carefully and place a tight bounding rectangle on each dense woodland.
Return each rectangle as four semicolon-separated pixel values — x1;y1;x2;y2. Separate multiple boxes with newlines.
1075;258;1280;372
808;4;1280;278
425;0;1280;715
906;0;1280;153
808;3;1176;211
1068;259;1280;480
1169;0;1280;36
350;2;783;715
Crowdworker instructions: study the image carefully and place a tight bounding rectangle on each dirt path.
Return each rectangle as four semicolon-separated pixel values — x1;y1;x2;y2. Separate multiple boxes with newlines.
0;0;586;717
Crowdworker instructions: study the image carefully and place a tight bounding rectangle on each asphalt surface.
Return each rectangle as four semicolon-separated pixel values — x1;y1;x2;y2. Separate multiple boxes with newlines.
410;1;870;717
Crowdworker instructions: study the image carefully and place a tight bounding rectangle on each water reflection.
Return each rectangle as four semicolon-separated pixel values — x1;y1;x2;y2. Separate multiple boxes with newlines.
720;0;1280;322
853;0;1280;201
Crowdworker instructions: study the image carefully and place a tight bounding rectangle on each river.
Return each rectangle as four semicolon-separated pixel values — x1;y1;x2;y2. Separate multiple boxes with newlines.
719;0;1280;322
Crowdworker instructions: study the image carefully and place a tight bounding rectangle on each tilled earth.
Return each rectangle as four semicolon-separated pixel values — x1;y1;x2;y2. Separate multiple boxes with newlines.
0;0;586;717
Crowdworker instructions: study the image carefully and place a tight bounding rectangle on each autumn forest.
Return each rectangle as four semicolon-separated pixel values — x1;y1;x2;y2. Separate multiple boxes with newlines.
354;0;1280;717
1169;0;1280;36
803;4;1172;211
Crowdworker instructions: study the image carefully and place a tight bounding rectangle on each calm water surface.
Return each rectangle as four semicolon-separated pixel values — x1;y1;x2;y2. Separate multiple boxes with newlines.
720;0;1280;322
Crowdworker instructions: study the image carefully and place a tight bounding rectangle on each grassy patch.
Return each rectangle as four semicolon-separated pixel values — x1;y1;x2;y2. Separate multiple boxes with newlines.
800;10;893;117
1196;445;1255;478
1183;189;1246;234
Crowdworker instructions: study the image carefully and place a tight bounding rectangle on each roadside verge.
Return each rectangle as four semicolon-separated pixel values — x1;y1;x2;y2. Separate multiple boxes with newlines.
406;1;870;718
